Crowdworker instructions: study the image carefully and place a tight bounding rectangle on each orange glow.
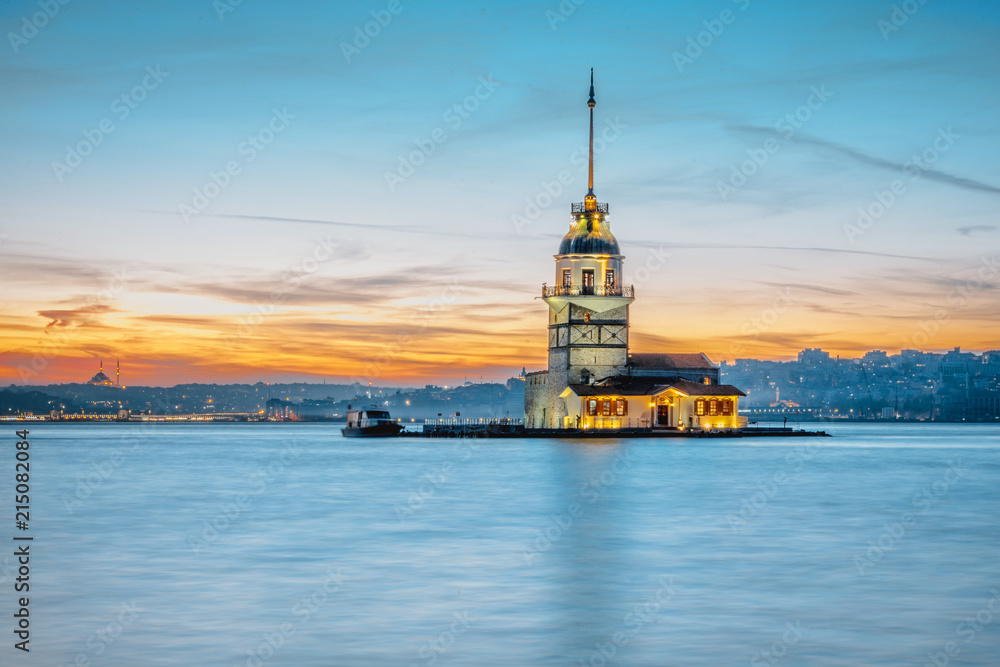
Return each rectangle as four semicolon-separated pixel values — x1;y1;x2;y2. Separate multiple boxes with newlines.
2;269;996;386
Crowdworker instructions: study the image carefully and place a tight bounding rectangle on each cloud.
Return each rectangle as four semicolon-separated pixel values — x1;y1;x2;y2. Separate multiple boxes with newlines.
618;240;941;263
759;282;858;296
0;252;117;284
37;305;118;329
174;212;501;242
957;225;996;236
726;125;1000;197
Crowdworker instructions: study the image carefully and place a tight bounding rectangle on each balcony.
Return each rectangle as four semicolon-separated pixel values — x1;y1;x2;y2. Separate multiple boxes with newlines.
543;284;634;298
571;202;609;214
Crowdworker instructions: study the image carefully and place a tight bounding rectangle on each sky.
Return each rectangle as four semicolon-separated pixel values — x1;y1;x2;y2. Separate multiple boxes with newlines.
0;0;998;386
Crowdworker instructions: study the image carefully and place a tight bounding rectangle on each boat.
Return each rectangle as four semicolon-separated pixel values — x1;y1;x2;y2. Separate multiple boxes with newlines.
342;405;404;437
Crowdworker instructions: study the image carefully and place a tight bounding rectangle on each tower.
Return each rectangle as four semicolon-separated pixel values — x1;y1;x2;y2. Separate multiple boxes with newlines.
526;70;634;428
116;358;120;386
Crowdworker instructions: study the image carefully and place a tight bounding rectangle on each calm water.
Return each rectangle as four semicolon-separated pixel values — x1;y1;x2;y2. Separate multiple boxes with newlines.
2;423;999;666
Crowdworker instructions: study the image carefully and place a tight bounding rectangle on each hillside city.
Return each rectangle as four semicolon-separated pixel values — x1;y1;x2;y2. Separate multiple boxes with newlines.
1;347;997;422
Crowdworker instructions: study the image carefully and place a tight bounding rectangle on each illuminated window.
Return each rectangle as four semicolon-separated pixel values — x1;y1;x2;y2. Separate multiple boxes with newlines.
588;400;597;416
709;399;719;416
695;399;706;416
605;269;615;285
616;399;627;416
721;400;733;416
562;269;572;287
602;399;612;416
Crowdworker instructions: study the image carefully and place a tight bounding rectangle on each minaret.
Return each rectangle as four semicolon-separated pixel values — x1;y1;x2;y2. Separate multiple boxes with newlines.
530;70;634;428
116;358;120;386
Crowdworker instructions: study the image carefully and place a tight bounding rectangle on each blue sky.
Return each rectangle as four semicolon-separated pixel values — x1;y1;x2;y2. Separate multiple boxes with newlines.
1;0;998;384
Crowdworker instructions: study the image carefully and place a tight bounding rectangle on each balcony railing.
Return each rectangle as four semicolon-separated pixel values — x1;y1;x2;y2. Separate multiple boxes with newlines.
571;202;609;214
543;284;634;298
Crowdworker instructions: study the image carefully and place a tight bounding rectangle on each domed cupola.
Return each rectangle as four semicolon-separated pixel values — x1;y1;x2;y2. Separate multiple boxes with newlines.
542;69;634;314
556;69;621;258
558;205;620;255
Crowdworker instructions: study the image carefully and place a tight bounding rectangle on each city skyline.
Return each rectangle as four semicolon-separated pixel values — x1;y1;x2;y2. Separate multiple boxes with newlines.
2;0;999;386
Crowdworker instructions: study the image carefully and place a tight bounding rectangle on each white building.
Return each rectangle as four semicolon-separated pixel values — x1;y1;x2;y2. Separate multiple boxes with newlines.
523;72;746;431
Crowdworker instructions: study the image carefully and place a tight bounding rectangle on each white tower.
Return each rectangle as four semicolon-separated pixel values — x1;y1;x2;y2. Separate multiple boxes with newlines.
525;70;634;428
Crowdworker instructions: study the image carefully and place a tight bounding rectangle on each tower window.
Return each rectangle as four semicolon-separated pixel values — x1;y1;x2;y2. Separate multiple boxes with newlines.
582;270;594;295
605;269;615;285
562;269;572;287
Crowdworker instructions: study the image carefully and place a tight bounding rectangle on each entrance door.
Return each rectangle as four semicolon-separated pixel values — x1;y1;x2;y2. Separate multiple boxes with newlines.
582;269;594;295
656;404;670;426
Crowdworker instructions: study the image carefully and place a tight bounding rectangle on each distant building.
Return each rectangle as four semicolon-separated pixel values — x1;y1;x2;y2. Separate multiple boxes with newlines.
523;72;745;431
798;348;833;367
861;350;890;368
88;359;115;386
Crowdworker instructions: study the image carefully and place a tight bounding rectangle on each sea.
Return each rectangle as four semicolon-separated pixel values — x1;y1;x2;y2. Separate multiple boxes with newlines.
2;422;998;666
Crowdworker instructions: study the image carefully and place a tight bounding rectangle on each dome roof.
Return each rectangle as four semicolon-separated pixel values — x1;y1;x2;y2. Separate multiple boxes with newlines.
558;211;620;255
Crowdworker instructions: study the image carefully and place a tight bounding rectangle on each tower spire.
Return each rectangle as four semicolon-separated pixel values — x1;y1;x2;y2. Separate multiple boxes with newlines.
586;68;597;209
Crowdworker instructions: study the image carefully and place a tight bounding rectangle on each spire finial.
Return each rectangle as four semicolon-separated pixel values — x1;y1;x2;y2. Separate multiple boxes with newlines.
586;68;597;209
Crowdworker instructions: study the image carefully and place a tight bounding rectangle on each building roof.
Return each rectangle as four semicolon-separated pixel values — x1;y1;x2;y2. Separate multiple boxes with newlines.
567;376;745;398
667;378;746;397
628;352;717;370
89;371;112;385
568;381;663;396
557;212;621;256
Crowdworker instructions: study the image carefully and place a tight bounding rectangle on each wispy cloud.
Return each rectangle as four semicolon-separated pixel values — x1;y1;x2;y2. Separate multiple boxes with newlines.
726;125;1000;197
38;305;118;329
957;225;996;236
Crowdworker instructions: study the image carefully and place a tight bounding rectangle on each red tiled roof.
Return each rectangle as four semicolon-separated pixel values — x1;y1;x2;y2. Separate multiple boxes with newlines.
628;353;717;370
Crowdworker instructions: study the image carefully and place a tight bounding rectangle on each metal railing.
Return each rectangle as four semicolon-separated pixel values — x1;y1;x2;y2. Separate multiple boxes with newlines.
571;202;609;214
542;284;634;298
424;417;523;426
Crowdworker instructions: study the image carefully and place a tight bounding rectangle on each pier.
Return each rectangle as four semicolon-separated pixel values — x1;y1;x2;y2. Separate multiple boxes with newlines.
411;418;829;438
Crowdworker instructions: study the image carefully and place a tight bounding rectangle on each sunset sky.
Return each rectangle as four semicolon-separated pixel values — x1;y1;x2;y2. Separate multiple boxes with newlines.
1;0;998;386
